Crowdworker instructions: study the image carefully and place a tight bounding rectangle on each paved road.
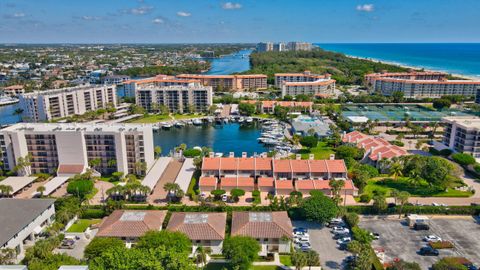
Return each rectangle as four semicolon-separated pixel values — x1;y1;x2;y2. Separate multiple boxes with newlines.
148;160;183;204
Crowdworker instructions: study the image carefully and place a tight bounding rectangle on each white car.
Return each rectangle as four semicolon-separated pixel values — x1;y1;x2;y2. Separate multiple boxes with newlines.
423;235;442;242
294;232;310;238
332;227;349;235
294;237;309;244
336;237;352;245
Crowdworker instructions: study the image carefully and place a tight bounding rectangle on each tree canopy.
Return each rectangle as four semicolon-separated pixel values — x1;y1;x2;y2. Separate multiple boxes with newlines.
136;230;192;253
222;236;261;270
300;191;338;224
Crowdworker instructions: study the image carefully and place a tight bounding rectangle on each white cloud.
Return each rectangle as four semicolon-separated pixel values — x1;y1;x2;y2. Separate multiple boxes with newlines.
356;4;374;12
176;11;191;17
152;17;165;24
81;16;101;21
13;12;25;17
127;5;154;15
222;2;242;10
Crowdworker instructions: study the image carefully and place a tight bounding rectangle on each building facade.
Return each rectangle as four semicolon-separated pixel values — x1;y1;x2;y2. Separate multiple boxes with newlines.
2;85;25;96
18;85;117;122
441;117;480;161
136;83;213;113
256;42;313;52
365;72;480;98
0;123;154;176
176;74;267;91
274;71;332;86
281;80;336;98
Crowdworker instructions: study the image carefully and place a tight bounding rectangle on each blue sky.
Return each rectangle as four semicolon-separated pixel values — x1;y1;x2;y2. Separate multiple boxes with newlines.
0;0;479;43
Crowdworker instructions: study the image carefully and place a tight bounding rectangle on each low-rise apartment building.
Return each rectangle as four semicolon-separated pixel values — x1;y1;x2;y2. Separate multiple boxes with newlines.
441;116;480;161
199;155;356;196
18;85;117;122
365;71;480;98
2;85;25;96
0;199;55;256
274;71;331;87
0;123;154;176
167;212;226;255
231;211;292;255
135;83;213;113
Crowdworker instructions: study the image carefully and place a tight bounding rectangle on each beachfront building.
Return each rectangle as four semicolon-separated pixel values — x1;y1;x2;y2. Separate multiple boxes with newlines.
365;71;480;98
342;131;408;166
241;100;313;114
176;74;268;91
256;42;274;52
18;85;117;122
135;82;213;113
231;211;292;255
167;212;226;255
286;42;313;51
0;123;154;176
274;71;336;98
0;199;55;256
199;154;356;196
441;116;480;161
96;210;167;247
256;42;312;52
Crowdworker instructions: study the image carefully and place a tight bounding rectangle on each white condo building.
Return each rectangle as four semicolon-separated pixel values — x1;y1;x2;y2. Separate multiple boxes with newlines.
275;71;336;98
0;123;154;176
136;82;213;113
19;85;117;122
442;116;480;161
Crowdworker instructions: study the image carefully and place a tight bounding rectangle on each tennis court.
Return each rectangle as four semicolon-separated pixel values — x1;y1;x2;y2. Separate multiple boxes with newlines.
342;104;477;122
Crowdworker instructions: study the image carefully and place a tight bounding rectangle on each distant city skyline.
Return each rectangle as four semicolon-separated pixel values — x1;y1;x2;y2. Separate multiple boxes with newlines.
0;0;479;43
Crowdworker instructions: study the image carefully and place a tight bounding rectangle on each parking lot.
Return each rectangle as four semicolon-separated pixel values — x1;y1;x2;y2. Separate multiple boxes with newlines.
293;221;351;270
359;216;480;269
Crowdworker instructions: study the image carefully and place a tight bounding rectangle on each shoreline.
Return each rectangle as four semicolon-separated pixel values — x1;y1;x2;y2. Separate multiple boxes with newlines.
342;53;480;80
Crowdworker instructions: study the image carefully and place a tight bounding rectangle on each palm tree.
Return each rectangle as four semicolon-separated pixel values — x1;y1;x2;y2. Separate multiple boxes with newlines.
389;161;403;180
291;251;308;270
13;155;32;176
154;146;162;159
164;182;180;202
106;185;125;201
194;246;211;268
134;161;147;175
36;186;46;198
107;159;117;168
305;250;320;270
0;185;13;197
397;191;411;218
329;179;345;207
88;158;102;171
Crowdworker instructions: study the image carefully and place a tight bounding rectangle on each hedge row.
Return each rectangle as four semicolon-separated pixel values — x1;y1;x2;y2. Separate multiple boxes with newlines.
80;204;480;220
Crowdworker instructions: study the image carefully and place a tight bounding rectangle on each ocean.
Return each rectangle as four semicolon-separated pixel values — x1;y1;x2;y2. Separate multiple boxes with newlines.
316;43;480;78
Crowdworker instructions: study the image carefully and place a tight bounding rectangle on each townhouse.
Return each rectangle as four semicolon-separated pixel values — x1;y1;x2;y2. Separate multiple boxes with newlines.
342;131;408;166
199;154;356;196
18;85;117;122
0;123;154;176
167;212;226;255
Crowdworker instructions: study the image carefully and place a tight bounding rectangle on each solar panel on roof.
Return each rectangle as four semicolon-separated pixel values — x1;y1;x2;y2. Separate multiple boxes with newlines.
249;212;272;222
120;211;146;221
184;213;208;224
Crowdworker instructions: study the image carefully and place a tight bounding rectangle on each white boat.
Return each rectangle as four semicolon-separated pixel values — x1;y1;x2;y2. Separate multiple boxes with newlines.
214;152;224;157
207;117;214;123
246;117;253;123
193;119;203;125
162;124;172;129
175;122;185;127
238;117;245;123
0;96;18;106
186;120;193;125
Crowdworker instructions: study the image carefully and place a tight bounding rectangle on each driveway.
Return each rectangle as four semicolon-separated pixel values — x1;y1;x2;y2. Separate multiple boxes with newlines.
54;229;97;260
293;221;351;270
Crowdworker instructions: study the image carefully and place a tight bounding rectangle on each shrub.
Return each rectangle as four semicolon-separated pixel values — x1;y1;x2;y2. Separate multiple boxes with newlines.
359;193;372;203
439;149;453;157
80;209;106;219
66;180;94;199
451;153;476;166
183;148;202;158
432;257;469;270
299;191;337;224
344;212;359;228
389;140;405;147
474;164;480;174
300;136;318;148
429;241;455;249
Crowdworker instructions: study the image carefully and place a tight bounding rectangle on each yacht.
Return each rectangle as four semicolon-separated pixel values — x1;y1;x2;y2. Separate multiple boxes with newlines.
162;123;172;129
238;117;245;123
0;96;19;106
245;117;253;123
193;119;203;125
175;122;185;128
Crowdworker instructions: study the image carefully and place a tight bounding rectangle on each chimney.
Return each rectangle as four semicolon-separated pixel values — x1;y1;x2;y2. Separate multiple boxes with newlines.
242;152;247;158
253;152;257;157
377;152;382;160
330;154;335;160
229;152;234;158
309;154;314;160
209;152;214;158
370;146;375;154
296;154;301;160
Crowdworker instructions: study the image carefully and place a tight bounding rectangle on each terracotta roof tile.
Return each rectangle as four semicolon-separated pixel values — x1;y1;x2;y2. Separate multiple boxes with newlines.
199;177;217;187
220;177;237;187
258;177;274;187
275;180;294;190
231;211;293;239
273;160;291;173
167;212;226;240
96;210;166;238
290;160;310;173
57;164;85;175
220;157;237;171
237;177;254;188
202;157;220;171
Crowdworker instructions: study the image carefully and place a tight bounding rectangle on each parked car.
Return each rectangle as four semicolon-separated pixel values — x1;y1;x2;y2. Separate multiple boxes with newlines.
327;218;345;228
332;227;350;235
413;223;430;230
336;237;352;245
293;231;310;238
419;246;439;256
293;227;308;234
333;232;350;240
296;242;311;251
59;239;75;249
338;243;349;250
294;237;309;245
423;235;442;242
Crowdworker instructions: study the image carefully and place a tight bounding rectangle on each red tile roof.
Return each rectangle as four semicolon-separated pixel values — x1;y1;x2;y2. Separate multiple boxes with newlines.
167;212;226;240
238;158;255;171
231;211;293;239
325;160;347;173
96;210;167;238
258;177;274;187
237;177;254;188
199;177;217;187
202;157;220;171
255;158;272;171
275;180;294;190
220;157;237;171
57;164;85;175
290;160;310;173
220;177;238;187
343;131;408;161
308;160;328;173
273;160;291;173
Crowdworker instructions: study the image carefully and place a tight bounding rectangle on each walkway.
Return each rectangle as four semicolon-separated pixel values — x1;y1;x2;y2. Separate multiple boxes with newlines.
174;158;195;193
89;181;114;205
141;157;172;191
148;159;183;204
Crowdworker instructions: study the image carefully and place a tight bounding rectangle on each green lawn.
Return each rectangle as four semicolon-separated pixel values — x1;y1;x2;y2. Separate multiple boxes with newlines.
253;113;275;119
363;177;473;198
66;219;101;233
279;255;292;266
172;113;205;120
85;187;98;200
126;114;171;123
295;141;334;160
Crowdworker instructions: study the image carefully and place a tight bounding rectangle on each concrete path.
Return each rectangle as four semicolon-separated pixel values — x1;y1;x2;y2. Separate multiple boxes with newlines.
89;181;114;205
148;159;183;204
174;158;195;193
